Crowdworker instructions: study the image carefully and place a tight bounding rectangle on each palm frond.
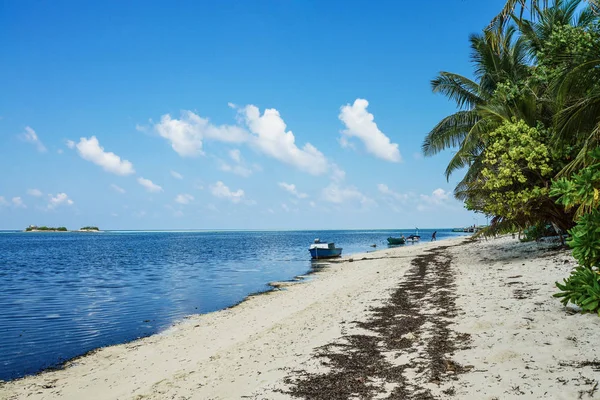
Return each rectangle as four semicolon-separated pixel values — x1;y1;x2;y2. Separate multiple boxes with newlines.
431;72;485;109
422;111;480;156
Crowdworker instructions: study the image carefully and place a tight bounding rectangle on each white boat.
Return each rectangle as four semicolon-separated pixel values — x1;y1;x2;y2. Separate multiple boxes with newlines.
309;239;343;259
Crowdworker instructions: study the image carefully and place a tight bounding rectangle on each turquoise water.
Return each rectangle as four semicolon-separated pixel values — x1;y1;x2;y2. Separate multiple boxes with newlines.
0;229;466;381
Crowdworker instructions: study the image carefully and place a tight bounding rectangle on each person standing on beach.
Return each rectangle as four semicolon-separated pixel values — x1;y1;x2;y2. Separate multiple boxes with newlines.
431;231;437;241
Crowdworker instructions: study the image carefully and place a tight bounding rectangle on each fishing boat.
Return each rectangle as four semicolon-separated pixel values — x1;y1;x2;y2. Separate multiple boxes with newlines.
406;228;421;242
309;239;343;259
387;236;406;245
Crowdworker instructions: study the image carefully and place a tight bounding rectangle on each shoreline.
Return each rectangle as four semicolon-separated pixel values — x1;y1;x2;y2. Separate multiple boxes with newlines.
0;237;459;398
4;235;595;399
0;237;449;383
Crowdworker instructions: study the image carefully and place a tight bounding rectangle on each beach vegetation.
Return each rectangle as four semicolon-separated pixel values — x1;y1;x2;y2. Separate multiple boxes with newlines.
80;226;100;231
555;266;600;315
425;0;600;314
552;149;600;314
25;226;68;232
425;0;599;234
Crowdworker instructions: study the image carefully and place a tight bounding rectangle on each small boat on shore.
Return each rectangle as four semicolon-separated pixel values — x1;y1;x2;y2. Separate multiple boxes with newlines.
387;236;406;245
406;229;421;242
309;239;343;259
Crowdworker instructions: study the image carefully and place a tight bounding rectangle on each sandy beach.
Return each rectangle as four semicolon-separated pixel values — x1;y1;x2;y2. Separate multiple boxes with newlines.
2;236;600;399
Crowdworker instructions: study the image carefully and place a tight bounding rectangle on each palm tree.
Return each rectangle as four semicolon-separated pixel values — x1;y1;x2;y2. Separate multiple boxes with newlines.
423;26;530;179
489;0;599;31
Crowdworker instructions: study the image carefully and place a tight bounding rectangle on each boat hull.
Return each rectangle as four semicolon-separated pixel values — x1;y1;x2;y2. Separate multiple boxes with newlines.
387;237;406;245
309;247;342;259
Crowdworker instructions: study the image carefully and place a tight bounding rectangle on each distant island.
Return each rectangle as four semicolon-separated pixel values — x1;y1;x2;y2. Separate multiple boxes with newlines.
24;225;102;232
78;226;100;232
25;225;68;232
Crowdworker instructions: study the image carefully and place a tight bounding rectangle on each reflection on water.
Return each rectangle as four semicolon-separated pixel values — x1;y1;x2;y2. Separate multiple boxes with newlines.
0;229;465;380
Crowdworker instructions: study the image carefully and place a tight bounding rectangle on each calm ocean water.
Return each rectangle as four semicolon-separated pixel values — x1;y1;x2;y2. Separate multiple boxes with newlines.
0;229;467;381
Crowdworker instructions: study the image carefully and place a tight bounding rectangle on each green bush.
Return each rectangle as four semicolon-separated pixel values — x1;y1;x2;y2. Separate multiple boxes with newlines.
551;148;600;315
554;267;600;316
521;223;554;242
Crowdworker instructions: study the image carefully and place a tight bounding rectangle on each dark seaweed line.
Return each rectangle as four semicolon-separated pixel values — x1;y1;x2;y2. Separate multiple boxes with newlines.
280;243;472;399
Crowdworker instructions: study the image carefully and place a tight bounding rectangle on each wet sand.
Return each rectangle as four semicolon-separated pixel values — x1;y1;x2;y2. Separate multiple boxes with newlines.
2;236;599;399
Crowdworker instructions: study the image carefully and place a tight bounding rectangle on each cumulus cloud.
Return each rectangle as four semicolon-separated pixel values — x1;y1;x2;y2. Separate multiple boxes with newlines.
48;193;73;209
377;184;410;202
66;140;75;149
218;149;254;177
71;136;135;175
339;99;401;162
111;184;126;194
170;170;183;180
322;183;374;207
175;193;194;205
154;110;247;157
241;105;329;175
210;181;245;203
27;189;43;197
12;197;26;208
420;188;451;205
137;177;163;193
20;126;47;153
278;182;308;199
0;196;8;206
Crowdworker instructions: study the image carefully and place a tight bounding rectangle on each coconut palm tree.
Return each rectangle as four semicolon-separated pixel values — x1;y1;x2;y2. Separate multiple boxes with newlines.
423;26;530;179
489;0;599;31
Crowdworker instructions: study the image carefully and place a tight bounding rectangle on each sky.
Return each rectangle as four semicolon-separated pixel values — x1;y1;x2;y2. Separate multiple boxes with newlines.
0;0;505;230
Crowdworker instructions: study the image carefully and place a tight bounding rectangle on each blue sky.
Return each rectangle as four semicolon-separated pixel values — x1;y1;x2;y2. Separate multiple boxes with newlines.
0;0;504;230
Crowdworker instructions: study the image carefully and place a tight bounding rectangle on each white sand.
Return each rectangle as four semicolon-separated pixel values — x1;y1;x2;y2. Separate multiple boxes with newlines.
449;236;600;399
2;235;599;399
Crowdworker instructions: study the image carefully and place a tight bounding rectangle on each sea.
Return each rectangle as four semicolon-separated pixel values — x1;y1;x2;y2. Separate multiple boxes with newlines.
0;228;467;381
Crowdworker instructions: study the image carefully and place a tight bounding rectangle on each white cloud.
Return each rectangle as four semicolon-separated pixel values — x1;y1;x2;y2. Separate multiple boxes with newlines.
66;140;75;149
229;149;242;163
219;162;253;177
137;177;163;193
309;201;316;208
278;182;308;199
57;149;64;154
111;184;126;194
111;212;119;217
377;184;410;202
322;183;375;207
48;193;74;209
331;164;346;182
170;170;183;180
12;197;26;208
339;99;401;162
175;193;194;205
218;149;253;177
27;189;43;197
71;136;135;175
20;126;47;153
241;105;328;175
0;196;8;207
154;110;247;157
420;188;451;205
135;124;149;133
210;181;245;203
338;136;355;150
